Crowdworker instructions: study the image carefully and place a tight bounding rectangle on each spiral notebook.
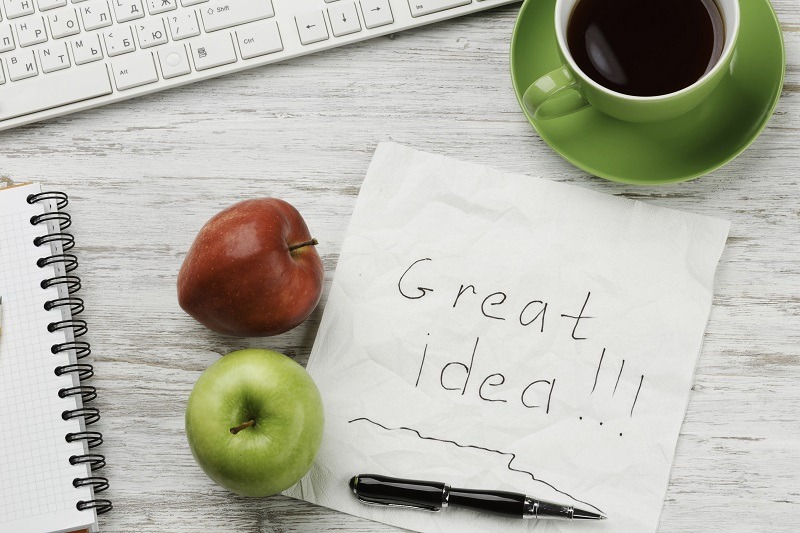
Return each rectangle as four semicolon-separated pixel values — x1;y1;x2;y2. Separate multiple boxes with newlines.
0;183;111;533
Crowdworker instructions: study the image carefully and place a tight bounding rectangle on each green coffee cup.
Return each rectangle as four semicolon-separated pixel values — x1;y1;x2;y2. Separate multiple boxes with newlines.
523;0;740;123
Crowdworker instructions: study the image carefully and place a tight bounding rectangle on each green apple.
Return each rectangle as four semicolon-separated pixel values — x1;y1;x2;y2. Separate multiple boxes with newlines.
185;349;324;497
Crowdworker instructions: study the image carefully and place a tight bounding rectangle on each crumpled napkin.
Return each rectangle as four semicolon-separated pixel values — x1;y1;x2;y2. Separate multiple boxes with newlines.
284;143;730;533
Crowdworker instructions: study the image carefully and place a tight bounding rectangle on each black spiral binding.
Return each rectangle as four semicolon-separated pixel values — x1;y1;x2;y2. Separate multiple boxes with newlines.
28;191;113;516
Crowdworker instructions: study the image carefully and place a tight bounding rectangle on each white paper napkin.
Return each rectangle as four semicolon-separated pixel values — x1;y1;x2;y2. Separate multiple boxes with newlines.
285;143;730;533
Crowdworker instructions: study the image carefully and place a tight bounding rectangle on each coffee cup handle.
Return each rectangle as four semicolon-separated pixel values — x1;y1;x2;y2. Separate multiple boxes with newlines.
523;66;590;120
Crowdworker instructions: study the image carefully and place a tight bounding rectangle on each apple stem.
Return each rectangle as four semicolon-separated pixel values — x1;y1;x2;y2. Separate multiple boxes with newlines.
288;238;318;252
230;419;256;435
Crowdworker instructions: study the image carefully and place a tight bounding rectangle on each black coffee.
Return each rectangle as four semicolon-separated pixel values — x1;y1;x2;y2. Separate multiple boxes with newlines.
566;0;724;97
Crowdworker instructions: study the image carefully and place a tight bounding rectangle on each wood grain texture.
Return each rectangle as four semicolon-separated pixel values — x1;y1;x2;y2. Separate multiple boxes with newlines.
1;1;798;531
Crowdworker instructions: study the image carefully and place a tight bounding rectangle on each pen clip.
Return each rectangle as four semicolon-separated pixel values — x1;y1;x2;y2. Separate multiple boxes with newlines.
356;494;441;512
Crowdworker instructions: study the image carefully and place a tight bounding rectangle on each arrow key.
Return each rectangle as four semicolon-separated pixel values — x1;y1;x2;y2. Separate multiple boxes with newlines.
295;11;328;45
328;2;360;37
360;0;393;29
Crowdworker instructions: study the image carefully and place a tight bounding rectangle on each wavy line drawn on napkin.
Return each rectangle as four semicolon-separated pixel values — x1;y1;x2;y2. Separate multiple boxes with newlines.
589;348;645;418
348;416;604;515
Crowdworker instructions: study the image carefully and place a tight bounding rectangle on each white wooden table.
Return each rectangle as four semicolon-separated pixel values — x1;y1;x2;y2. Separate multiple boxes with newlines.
0;2;798;531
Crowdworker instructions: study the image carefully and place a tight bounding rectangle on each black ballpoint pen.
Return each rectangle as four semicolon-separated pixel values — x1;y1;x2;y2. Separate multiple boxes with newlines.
349;474;606;521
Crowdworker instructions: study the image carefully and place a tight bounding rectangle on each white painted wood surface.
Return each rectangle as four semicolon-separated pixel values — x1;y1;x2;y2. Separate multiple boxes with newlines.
0;2;798;531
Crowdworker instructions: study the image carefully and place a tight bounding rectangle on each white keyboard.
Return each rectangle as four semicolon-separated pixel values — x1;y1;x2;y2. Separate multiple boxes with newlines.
0;0;518;130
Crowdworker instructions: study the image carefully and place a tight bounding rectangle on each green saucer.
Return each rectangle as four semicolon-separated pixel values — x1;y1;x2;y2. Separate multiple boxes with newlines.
510;0;785;184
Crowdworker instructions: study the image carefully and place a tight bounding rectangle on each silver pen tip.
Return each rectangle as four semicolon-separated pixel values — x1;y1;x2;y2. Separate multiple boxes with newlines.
572;507;607;520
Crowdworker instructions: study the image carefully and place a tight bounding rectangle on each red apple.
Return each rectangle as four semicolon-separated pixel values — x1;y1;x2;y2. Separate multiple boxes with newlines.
177;198;324;337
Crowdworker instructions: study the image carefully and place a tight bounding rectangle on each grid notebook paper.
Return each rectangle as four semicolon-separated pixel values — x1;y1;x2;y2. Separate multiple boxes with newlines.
0;184;110;533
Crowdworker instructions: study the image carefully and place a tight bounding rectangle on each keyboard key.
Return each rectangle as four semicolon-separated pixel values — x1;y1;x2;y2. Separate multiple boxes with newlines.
0;24;15;52
48;9;80;38
235;19;281;59
103;26;135;55
145;0;175;14
407;0;471;17
328;2;360;37
38;41;70;71
135;17;166;48
167;11;199;40
0;64;5;84
157;42;189;78
112;51;157;89
360;0;392;29
0;62;111;120
112;0;145;23
190;31;235;70
37;0;67;10
4;0;35;19
200;0;274;32
6;50;38;80
80;1;113;30
295;11;328;45
16;17;48;47
71;33;103;63
180;0;206;5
